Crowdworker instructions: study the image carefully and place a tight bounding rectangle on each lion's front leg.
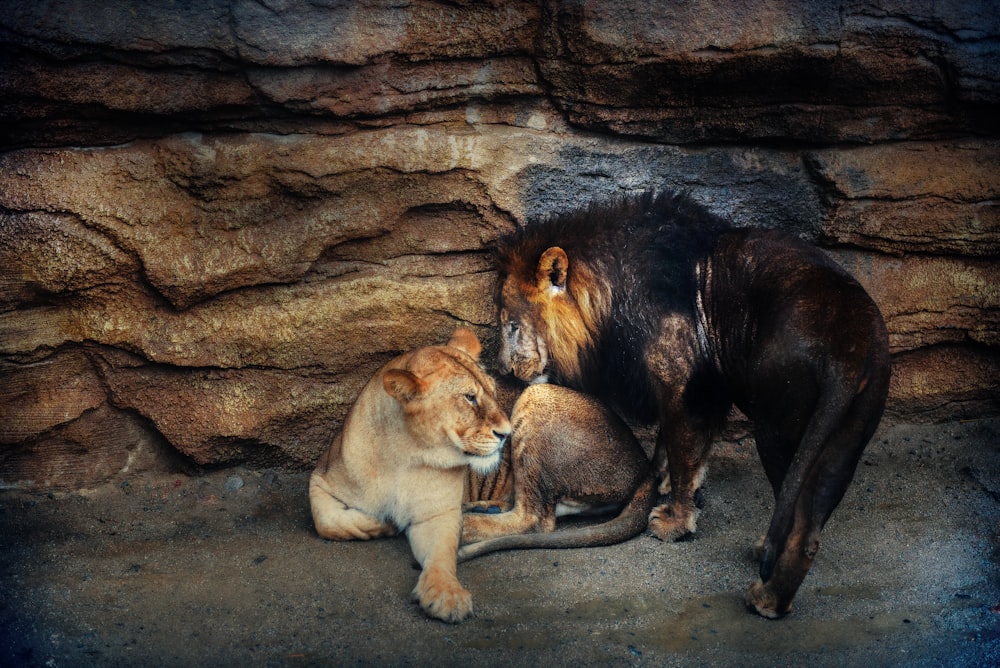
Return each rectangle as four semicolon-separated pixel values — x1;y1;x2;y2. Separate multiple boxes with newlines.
407;510;472;623
645;317;721;541
647;406;712;542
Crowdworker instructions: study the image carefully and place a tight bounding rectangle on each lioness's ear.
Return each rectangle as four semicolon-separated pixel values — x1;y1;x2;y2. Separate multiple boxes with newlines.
383;369;424;403
447;327;482;360
537;246;569;295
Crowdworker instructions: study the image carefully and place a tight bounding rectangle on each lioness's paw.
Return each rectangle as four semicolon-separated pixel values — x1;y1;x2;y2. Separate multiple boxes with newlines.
647;504;696;542
412;572;473;623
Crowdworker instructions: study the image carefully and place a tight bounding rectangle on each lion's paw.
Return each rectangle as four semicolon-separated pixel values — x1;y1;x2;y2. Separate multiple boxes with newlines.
745;579;790;619
412;571;473;623
647;503;696;542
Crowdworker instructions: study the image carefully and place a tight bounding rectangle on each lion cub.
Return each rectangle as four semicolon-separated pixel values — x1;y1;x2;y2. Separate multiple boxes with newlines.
460;383;656;561
309;328;511;623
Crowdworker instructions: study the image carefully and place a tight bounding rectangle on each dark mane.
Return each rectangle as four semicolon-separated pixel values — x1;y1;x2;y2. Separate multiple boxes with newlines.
496;191;732;422
497;192;730;306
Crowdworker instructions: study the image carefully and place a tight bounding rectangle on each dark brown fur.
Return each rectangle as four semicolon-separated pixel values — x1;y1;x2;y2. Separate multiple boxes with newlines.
495;192;891;618
459;383;655;561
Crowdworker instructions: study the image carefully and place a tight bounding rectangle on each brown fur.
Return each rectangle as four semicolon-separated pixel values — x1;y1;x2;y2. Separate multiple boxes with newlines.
495;193;891;618
458;383;655;561
309;328;511;623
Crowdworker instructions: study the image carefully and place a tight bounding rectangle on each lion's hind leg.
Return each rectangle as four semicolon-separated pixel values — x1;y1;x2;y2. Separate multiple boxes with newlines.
747;365;889;618
462;494;552;544
309;472;397;541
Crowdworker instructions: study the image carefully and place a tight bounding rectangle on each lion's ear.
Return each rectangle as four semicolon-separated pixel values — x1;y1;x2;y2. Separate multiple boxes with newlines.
383;369;424;403
447;327;482;360
536;246;569;295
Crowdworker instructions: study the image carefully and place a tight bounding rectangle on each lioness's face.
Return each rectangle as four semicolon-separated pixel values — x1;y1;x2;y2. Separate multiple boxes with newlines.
385;339;511;475
497;281;549;384
424;366;510;475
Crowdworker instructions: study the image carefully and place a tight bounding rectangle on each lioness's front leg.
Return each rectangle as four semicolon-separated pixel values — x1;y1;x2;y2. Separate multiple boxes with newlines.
408;510;472;623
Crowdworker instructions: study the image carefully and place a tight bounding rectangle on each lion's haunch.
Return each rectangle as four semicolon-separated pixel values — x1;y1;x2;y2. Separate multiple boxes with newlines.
459;383;656;560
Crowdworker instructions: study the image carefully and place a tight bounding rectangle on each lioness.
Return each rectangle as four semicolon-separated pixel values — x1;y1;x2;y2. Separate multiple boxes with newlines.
495;192;891;618
459;383;656;561
309;327;511;623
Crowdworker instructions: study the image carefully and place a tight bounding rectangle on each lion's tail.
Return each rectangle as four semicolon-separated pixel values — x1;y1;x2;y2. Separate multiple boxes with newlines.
456;476;657;563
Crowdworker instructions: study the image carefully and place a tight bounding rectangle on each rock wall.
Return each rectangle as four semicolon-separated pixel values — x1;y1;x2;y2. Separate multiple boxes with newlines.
1;0;998;488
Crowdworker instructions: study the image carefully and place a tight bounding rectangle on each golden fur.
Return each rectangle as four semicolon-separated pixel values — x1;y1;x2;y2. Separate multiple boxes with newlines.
498;247;610;385
309;328;511;623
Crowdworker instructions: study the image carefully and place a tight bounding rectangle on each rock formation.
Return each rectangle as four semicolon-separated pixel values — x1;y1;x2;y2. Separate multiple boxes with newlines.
1;1;997;488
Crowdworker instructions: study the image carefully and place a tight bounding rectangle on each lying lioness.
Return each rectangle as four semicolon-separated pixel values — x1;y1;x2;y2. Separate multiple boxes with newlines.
460;383;656;561
309;327;511;623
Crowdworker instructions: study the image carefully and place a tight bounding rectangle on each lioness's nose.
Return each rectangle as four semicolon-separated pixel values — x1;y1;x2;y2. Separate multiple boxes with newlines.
493;430;511;447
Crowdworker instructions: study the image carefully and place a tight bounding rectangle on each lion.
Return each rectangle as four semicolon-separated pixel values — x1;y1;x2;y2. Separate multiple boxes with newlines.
459;383;656;561
309;327;511;623
495;192;891;618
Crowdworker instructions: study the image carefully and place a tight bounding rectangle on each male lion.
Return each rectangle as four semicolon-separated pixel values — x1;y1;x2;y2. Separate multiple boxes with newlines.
459;383;656;561
309;327;511;623
495;192;891;618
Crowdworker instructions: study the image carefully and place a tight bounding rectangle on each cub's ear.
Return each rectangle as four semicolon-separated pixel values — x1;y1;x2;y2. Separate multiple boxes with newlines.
447;327;482;360
536;246;569;294
383;369;424;403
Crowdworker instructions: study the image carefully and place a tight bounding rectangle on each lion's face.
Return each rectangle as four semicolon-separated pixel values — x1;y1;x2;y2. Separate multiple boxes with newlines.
497;282;550;384
384;328;511;475
497;246;602;386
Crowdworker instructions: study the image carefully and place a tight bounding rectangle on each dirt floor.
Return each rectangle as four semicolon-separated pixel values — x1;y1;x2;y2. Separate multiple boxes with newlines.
2;417;999;667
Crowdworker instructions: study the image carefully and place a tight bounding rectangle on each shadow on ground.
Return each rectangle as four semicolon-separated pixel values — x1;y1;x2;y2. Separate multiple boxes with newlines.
2;419;998;666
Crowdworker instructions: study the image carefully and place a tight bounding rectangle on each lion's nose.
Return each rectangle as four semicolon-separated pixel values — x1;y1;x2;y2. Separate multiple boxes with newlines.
493;430;510;448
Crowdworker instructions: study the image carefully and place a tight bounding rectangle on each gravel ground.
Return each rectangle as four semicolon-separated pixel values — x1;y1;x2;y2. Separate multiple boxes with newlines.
2;418;998;667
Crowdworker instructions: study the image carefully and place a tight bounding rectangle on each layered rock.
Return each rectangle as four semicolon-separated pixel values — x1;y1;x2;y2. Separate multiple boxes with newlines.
1;0;997;488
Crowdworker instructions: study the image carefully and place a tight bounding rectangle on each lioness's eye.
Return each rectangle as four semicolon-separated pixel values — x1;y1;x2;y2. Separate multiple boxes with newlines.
465;394;478;408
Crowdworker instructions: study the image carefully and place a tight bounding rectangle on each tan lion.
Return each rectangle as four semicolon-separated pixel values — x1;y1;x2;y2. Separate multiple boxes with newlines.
460;383;656;561
309;327;511;623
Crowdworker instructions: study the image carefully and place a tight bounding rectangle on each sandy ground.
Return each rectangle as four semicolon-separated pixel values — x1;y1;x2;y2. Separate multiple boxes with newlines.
2;417;998;667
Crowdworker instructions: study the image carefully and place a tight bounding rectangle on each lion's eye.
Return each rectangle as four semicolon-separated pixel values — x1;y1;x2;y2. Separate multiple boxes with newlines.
464;394;478;408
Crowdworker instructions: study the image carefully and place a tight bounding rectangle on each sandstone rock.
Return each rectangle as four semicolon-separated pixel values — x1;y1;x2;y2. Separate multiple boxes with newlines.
536;1;1000;143
832;251;1000;353
0;403;178;490
0;348;104;444
91;348;356;468
0;131;513;309
888;345;1000;422
0;1;542;148
813;142;1000;257
1;0;997;488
